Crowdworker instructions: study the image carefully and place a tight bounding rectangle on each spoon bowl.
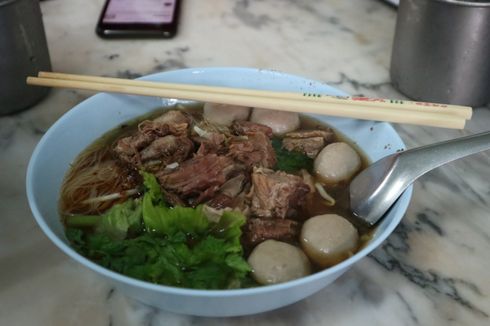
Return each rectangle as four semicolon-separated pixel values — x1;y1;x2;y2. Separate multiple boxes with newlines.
350;131;490;225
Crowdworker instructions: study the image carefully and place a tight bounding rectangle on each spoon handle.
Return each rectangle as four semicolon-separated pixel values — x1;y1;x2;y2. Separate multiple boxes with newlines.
350;131;490;225
398;131;490;180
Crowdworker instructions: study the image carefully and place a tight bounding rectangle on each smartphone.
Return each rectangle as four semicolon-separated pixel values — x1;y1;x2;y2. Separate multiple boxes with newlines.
96;0;181;38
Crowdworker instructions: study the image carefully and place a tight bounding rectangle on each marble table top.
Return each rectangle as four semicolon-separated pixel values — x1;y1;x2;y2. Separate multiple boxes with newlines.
1;0;489;325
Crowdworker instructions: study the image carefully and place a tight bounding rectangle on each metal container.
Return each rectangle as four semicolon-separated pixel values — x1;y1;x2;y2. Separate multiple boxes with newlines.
390;0;490;107
0;0;51;115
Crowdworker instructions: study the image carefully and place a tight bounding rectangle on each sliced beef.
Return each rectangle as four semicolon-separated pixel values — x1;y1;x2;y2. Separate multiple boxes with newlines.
232;121;273;138
137;110;191;139
113;126;167;166
161;188;186;207
282;129;335;158
194;132;227;156
242;218;299;247
219;173;246;197
139;120;188;137
140;135;194;164
206;193;234;210
282;137;324;158
228;133;276;169
250;168;310;219
113;139;140;167
113;110;191;168
157;154;240;205
206;174;246;209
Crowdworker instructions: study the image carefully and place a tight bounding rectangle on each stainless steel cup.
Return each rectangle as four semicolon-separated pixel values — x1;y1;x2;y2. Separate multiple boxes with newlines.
390;0;490;107
0;0;51;115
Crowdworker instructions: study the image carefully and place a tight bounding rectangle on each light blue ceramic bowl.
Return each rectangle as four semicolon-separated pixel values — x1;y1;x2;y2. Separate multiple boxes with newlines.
26;67;412;317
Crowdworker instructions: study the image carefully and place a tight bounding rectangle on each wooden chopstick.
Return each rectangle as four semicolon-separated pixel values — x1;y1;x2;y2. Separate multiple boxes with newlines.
37;71;473;120
26;72;470;129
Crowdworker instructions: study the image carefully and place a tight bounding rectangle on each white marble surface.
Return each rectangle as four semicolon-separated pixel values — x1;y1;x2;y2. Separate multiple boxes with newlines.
1;0;489;324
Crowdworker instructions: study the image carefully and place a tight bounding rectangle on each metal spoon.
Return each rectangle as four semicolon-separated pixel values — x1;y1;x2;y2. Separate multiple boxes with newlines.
350;131;490;225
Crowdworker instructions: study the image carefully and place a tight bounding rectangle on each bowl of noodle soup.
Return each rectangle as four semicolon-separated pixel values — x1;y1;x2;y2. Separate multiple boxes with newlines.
26;67;411;316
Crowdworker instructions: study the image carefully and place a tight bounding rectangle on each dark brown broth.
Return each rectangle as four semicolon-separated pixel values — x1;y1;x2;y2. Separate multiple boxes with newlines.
296;115;374;245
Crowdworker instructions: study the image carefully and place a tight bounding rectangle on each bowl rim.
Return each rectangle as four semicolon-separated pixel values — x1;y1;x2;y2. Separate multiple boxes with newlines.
26;67;412;297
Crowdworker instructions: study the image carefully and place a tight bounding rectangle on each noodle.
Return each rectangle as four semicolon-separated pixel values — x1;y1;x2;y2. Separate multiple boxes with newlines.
60;144;139;215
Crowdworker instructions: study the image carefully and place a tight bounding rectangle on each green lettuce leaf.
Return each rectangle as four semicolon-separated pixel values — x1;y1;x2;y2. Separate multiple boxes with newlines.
141;172;209;236
65;199;142;240
72;230;250;289
97;200;142;239
66;172;251;289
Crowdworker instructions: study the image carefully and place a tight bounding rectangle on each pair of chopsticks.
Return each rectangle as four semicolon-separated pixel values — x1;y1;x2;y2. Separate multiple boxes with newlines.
26;72;472;129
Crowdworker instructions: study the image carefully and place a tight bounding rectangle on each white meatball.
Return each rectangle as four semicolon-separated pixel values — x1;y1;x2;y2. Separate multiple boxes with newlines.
250;108;300;136
300;214;359;267
203;103;250;126
314;142;361;183
248;240;311;285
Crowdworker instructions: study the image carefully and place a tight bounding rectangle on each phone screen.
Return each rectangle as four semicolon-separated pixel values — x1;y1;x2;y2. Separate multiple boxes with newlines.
103;0;177;24
96;0;180;38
